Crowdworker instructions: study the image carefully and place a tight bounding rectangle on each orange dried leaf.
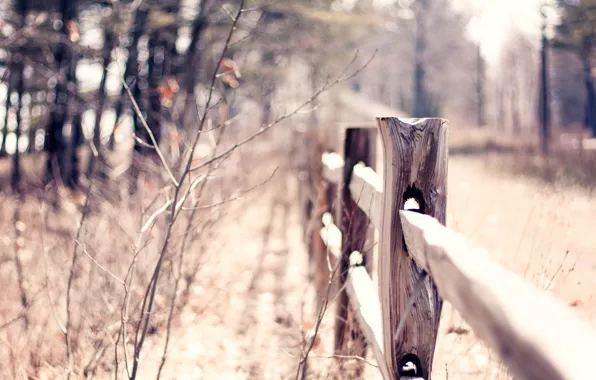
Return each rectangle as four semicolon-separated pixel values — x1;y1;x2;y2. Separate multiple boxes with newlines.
304;320;314;330
222;73;239;88
66;20;80;42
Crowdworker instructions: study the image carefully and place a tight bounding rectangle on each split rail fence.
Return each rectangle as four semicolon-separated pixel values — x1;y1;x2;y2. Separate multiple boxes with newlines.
297;109;596;380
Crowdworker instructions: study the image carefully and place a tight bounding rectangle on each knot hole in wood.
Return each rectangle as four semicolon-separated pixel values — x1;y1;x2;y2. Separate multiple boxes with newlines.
403;185;425;214
398;353;423;378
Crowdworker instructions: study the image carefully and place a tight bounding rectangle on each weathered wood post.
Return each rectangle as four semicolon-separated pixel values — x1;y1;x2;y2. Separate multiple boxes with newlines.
334;127;377;374
295;128;313;246
305;128;333;313
377;117;448;379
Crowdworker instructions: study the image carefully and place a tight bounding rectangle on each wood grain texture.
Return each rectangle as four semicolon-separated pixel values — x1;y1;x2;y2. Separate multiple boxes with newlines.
321;155;383;228
334;128;377;376
377;117;448;379
400;210;596;380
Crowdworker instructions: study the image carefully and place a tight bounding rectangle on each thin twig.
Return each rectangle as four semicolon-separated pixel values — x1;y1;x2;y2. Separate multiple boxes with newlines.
295;244;343;380
0;307;29;331
545;250;570;290
12;195;29;329
39;203;67;334
181;167;279;211
129;3;246;379
120;78;179;187
75;239;125;285
157;100;232;379
65;155;96;380
190;51;376;173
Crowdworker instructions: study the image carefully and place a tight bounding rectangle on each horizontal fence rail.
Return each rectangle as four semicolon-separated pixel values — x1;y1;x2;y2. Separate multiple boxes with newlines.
298;99;596;380
400;210;596;380
322;152;382;227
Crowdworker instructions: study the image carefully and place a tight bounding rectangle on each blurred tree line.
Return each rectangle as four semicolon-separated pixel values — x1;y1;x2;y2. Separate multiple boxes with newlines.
0;0;377;197
345;0;596;152
552;0;596;136
2;0;596;196
486;0;596;151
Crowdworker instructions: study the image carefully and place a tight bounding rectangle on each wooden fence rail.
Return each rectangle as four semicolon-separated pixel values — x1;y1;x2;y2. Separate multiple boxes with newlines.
299;112;596;380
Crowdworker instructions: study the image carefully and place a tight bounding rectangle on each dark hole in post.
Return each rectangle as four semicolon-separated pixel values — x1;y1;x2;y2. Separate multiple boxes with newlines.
403;186;425;214
398;353;423;377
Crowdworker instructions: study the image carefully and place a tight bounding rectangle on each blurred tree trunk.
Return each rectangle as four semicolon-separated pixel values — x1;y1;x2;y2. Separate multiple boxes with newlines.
510;86;521;134
476;43;486;127
64;40;83;188
554;0;596;135
12;53;25;193
163;0;181;78
539;9;551;154
181;0;210;129
69;108;83;188
130;35;151;194
27;93;38;154
496;82;506;131
44;0;76;185
2;68;12;157
12;0;28;192
67;41;84;188
413;0;429;117
109;2;149;149
87;31;115;178
261;52;275;126
147;30;164;152
583;57;596;137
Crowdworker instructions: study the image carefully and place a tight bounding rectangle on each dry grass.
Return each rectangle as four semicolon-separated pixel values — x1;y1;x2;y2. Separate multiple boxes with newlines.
0;165;224;379
426;124;596;379
0;114;356;380
449;125;596;193
0;116;298;379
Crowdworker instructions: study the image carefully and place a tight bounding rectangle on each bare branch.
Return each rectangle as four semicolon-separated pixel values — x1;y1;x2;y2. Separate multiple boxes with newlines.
190;50;376;173
120;77;179;187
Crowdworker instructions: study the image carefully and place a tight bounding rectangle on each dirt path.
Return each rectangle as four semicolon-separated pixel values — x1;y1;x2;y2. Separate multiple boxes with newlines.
132;166;326;380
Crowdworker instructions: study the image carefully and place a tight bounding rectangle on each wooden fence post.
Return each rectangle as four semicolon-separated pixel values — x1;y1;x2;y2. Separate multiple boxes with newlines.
334;127;377;374
377;117;448;379
305;128;333;313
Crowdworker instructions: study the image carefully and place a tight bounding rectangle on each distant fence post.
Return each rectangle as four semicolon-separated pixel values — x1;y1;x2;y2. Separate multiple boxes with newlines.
334;127;377;374
376;117;448;379
305;128;333;312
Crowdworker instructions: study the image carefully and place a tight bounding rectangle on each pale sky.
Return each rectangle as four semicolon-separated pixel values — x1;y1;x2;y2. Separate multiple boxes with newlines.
452;0;543;64
372;0;544;64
